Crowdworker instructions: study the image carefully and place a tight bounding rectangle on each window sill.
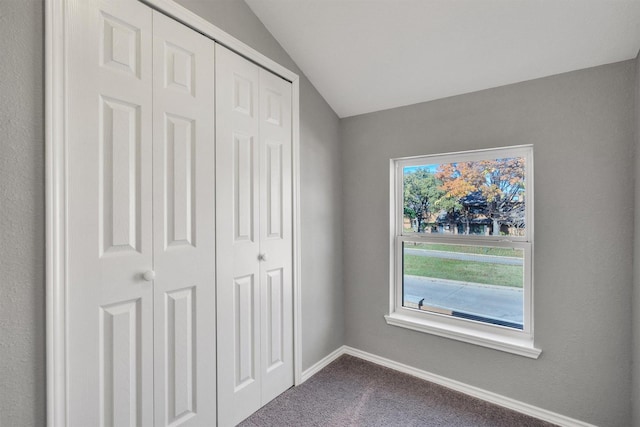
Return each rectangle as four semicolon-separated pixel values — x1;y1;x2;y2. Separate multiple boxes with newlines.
384;313;542;359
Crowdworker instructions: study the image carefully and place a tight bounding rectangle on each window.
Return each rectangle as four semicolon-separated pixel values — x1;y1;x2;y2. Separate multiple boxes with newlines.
386;145;540;358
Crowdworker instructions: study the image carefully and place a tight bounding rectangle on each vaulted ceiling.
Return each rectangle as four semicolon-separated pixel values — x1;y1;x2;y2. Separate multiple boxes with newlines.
245;0;640;118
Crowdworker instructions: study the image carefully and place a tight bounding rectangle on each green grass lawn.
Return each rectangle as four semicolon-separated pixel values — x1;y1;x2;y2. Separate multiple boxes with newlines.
404;242;523;258
403;255;523;288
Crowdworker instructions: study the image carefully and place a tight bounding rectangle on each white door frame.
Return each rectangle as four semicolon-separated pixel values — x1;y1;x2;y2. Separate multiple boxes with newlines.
45;1;302;425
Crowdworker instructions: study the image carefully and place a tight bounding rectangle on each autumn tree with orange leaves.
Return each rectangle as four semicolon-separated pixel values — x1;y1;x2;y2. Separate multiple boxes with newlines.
435;158;526;235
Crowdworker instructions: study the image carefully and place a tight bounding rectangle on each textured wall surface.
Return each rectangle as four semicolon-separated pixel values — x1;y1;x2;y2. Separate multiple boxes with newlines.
0;0;46;425
634;51;640;427
341;61;635;426
175;0;345;372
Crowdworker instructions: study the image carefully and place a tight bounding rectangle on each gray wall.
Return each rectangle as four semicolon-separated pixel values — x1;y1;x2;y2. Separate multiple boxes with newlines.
341;61;635;426
0;0;45;426
174;0;344;373
634;51;640;427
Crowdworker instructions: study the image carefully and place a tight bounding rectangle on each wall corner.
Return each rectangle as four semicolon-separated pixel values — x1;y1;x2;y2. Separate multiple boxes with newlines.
633;47;640;427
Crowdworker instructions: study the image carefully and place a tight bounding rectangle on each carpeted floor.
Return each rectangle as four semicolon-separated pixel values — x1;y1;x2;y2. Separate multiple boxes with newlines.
239;355;557;427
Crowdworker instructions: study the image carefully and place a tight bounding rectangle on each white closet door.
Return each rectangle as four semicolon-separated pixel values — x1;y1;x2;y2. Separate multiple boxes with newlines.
67;1;154;425
216;43;294;426
258;69;293;405
152;11;216;427
216;44;262;427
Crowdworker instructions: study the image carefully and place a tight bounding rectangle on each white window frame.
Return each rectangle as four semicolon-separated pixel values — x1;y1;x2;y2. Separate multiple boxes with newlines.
385;145;541;358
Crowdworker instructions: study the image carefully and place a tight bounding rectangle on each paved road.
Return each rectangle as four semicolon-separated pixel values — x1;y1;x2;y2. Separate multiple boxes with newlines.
403;275;523;325
404;248;523;266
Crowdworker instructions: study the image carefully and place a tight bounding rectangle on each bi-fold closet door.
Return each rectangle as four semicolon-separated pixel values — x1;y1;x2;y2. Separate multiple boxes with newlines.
66;1;215;425
216;45;294;427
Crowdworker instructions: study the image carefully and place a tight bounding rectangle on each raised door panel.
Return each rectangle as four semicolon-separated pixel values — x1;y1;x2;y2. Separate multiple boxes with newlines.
164;42;195;95
259;69;293;405
164;114;196;248
234;133;256;243
100;299;142;427
265;268;284;372
66;1;153;426
100;11;141;77
152;11;216;427
234;274;256;391
99;96;142;255
216;44;262;427
165;287;196;423
265;141;283;240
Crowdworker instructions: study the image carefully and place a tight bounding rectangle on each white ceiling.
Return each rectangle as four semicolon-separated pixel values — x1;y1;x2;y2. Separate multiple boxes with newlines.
245;0;640;118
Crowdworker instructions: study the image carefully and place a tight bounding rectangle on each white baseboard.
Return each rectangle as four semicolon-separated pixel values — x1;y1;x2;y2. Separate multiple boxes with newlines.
299;345;347;384
301;345;595;427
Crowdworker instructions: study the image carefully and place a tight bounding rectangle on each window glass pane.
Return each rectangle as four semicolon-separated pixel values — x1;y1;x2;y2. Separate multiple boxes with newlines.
402;242;524;329
402;157;526;237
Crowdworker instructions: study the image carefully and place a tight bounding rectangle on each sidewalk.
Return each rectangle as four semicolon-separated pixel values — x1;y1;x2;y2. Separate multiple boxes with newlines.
403;274;523;325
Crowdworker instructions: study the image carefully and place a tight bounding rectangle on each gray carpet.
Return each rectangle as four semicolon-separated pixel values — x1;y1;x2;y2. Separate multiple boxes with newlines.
239;355;557;427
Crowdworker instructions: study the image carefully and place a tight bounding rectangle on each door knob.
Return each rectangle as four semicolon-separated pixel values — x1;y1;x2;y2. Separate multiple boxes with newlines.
258;253;268;262
143;270;155;281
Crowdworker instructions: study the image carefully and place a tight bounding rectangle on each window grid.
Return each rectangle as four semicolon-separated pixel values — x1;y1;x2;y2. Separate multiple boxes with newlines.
389;145;535;345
